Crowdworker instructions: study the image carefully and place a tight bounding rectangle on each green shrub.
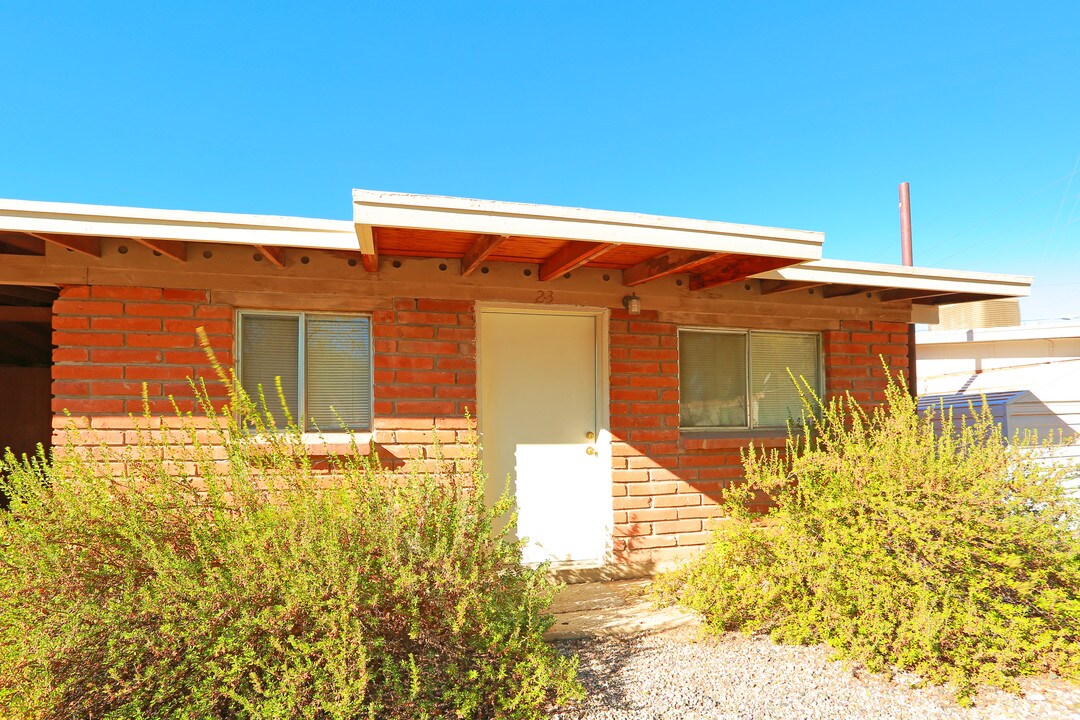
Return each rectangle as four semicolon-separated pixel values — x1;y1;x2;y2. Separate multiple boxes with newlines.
655;376;1080;703
0;371;580;718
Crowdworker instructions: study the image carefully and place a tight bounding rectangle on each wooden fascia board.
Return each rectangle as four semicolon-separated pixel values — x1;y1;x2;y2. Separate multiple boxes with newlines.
461;234;508;277
353;190;824;260
538;241;615;281
135;238;187;262
621;250;719;287
0;306;51;323
758;279;825;295
690;257;796;292
28;232;101;258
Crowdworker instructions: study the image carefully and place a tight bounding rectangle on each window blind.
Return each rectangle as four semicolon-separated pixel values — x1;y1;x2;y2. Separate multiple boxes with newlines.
750;332;820;427
239;314;300;428
304;315;371;431
679;331;748;428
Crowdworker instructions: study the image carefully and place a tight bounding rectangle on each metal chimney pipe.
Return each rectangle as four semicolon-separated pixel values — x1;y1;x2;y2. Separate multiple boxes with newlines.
899;182;913;266
899;182;917;397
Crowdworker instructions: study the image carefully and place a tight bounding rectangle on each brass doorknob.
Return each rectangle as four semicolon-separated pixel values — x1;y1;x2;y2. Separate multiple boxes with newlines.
585;446;596;456
585;431;595;440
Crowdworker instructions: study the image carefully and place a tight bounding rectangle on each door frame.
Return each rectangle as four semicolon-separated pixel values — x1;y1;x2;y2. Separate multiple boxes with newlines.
475;302;613;568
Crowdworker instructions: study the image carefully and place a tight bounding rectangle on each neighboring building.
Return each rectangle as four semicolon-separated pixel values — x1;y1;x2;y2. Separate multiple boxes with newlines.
0;190;1032;576
917;320;1080;491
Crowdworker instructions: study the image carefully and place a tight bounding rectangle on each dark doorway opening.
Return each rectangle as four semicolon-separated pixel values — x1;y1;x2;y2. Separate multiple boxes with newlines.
0;283;57;509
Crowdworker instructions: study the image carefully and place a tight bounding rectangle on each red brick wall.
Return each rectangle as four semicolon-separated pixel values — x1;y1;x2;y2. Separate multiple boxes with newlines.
49;283;909;566
51;285;232;424
50;287;478;472
370;298;477;471
609;313;909;562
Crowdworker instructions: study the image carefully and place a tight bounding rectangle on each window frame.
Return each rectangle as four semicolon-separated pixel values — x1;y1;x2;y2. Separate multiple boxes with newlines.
677;326;823;432
235;309;374;433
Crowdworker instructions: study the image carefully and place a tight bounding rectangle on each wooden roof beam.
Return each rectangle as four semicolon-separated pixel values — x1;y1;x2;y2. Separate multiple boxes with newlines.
135;237;187;262
690;256;794;292
822;285;873;299
538;241;615;281
0;232;45;255
461;234;508;277
622;250;718;287
880;288;954;302
759;279;825;295
355;224;378;272
28;232;100;258
255;245;286;268
923;293;1010;306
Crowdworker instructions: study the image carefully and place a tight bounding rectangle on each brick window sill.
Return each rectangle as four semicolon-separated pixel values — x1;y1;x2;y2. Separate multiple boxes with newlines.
250;432;375;456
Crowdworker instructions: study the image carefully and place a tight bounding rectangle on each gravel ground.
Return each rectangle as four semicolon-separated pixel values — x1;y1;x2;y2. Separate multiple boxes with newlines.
549;630;1080;720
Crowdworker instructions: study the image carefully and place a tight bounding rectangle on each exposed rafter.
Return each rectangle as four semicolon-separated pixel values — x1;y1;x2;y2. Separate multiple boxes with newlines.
622;250;718;287
461;234;508;277
822;285;873;299
538;241;614;281
28;232;100;258
355;224;378;272
255;245;286;268
758;279;824;295
135;237;187;262
0;232;45;255
690;256;794;291
880;288;953;302
923;292;1010;306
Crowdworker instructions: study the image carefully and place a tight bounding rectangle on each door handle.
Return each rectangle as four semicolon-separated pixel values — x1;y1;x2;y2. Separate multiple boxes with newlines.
585;431;595;440
585;446;597;456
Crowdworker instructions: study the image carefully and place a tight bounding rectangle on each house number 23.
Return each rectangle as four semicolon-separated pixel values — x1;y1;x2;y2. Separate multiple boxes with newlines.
535;290;554;304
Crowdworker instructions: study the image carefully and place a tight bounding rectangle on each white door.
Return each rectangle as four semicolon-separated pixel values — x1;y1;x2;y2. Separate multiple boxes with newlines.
478;308;609;566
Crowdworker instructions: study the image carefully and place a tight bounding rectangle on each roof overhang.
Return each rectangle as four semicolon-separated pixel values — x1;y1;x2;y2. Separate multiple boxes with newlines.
752;259;1032;307
0;197;358;260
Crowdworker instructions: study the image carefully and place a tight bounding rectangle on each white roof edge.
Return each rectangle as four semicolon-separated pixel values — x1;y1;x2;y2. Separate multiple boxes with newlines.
753;258;1032;297
0;197;358;250
917;322;1080;345
352;188;825;260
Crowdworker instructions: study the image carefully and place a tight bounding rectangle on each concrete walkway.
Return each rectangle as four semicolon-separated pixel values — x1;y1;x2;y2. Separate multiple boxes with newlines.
544;579;701;641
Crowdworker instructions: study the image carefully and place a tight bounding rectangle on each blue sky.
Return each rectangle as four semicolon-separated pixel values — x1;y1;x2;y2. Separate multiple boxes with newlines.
2;2;1078;320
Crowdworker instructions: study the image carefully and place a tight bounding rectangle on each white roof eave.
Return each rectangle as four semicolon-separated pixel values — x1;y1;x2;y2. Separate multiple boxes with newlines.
753;259;1032;298
352;189;825;260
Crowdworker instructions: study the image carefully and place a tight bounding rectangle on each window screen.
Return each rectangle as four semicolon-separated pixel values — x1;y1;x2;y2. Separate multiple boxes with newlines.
679;328;821;430
238;312;372;432
679;331;747;429
750;332;820;427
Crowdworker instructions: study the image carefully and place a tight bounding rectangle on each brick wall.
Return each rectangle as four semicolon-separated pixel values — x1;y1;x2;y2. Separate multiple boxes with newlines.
50;287;478;473
49;283;909;567
370;298;477;471
51;285;232;428
609;313;910;563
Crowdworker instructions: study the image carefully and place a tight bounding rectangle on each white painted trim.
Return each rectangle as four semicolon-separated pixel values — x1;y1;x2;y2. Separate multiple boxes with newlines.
752;259;1032;298
917;321;1080;345
0;197;358;250
353;189;824;260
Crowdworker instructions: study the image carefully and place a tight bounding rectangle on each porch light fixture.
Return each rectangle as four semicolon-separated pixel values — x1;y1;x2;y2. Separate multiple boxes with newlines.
622;293;641;315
